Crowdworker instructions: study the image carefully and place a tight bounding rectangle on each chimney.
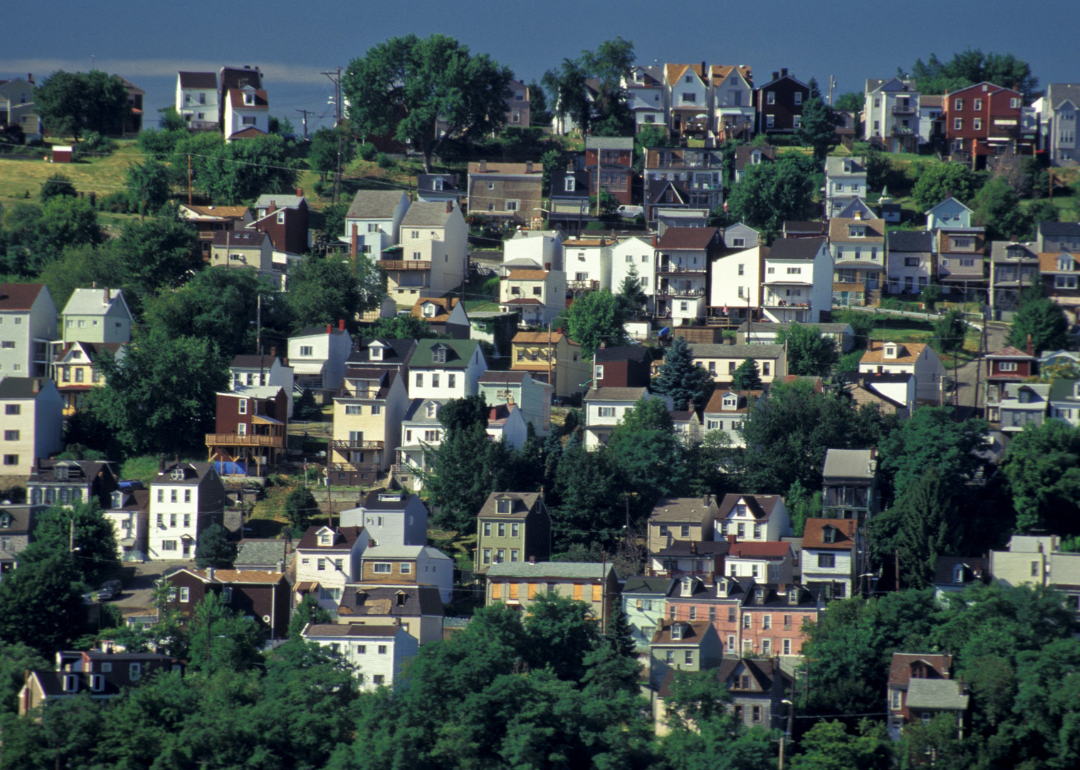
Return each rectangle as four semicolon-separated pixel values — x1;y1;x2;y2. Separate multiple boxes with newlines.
270;346;276;358
27;73;33;84
703;493;711;506
525;161;534;174
781;68;788;77
326;323;332;334
267;201;277;214
528;555;536;564
105;288;111;302
690;541;698;555
544;262;551;270
778;582;786;595
338;319;345;332
32;379;39;394
478;159;487;173
158;455;165;473
727;534;737;545
207;567;215;581
772;71;779;81
351;224;358;257
652;234;658;248
296;187;303;198
446;200;453;214
276;560;284;573
1026;334;1033;357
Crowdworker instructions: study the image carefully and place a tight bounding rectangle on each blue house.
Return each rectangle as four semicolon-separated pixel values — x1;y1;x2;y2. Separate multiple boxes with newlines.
622;576;674;655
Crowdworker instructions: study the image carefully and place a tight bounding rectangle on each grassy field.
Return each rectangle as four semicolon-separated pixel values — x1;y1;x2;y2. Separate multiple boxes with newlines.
0;141;145;208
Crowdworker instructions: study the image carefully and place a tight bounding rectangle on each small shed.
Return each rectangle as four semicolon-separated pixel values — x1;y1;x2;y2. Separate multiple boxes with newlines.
52;146;73;163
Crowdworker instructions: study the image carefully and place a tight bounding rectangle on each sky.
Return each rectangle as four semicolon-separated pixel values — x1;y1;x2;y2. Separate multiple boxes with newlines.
2;0;1076;133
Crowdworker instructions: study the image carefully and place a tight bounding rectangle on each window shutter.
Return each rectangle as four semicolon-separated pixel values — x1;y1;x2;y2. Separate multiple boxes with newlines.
573;584;583;600
592;584;602;602
492;582;501;599
509;583;519;600
527;583;537;599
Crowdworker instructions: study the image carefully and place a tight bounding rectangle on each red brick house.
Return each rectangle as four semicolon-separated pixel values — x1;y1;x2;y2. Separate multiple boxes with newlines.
943;82;1035;164
756;69;811;135
984;344;1037;423
206;386;289;476
584;137;634;206
165;567;291;639
250;193;310;255
594;345;653;388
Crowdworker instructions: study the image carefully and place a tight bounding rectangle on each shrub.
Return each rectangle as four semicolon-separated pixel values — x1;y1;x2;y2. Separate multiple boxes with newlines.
376;153;395;169
358;142;377;161
39;174;77;202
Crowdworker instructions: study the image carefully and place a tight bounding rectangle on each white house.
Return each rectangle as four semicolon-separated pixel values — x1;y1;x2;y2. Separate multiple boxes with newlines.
801;518;861;600
357;544;455;602
824;156;869;219
858;341;945;403
563;237;614;294
60;288;133;345
711;65;755;139
657;228;723;324
701;389;763;448
485;403;528;449
175;71;219;130
709;246;764;327
499;269;567;326
288;323;353;396
690;344;786;385
339;487;428;547
503;230;563;272
863;78;920;153
344;191;410;258
0;283;57;378
295;525;372;607
394;201;469;299
223;86;269;140
761;238;832;323
625;65;667;133
724;540;795;584
408;339;487;400
147;462;226;561
713;493;792;542
0;377;63;478
301;624;418;691
665;63;709;136
582;387;673;450
611;236;656;314
395;398;445;482
478;371;553;437
229;353;294;414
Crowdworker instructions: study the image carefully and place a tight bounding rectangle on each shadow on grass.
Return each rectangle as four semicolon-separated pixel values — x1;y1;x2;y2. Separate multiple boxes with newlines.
245;519;288;538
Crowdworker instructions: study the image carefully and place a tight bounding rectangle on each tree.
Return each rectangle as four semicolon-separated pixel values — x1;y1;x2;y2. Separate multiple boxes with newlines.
791;720;894;770
186;591;265;675
39;173;77;202
616;266;648;318
934;308;967;355
727;154;817;241
911;162;982;210
777;323;840;376
543;58;592;134
343;34;513;172
285;487;318;535
87;332;229;457
798;97;843;163
195;524;237;569
1000;419;1080;533
878;406;988;501
286;255;386;333
112;216;200;310
921;282;943;312
309;126;356;181
559;288;628;357
833;92;864;112
730;358;763;390
157;106;187;131
786;479;821;537
268;115;295;135
551;435;624;549
288;594;334;639
292;387;321;421
173;133;301;204
522;592;601;682
908;49;1038;100
11;196;104;273
972;176;1030;240
35;70;130;139
606;398;691;520
18;502;118;586
875;468;957;589
366;314;442;340
125;158;172;214
527;79;552;127
653;336;715;411
1007;295;1069;354
0;643;49;714
0;554;86;655
832;308;875;350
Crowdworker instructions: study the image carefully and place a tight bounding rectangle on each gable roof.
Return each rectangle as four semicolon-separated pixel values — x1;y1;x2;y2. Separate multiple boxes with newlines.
934;555;987;585
690;344;785;360
585;136;634;151
1039;252;1079;273
0;283;45;312
410;296;462;323
829;217;886;242
349;339;416;367
710;65;753;87
231;354;280;370
417;173;463;193
512;330;574;345
467;162;542;176
227;88;268;110
1039;221;1080;238
649;496;719;524
825;156;867;175
925;196;973;216
702;389;761;414
337;585;444;618
651;619;713;646
888;231;934;253
766;238;824;260
347;190;408;220
506;269;551;281
296;526;364;551
409;338;480;369
62;288;131;319
802;518;858;550
0;377;52;400
303;623;402;638
402;398;445;425
401;201;456;227
595;345;651;363
178;71;217;89
254;194;306;210
835;198;878;220
211;230;267;247
657;227;720;250
624;576;675;594
716;493;782;520
860;340;929;365
583;386;648;402
477;492;542;519
906;678;969;711
234;539;289;569
728;541;792;560
823;448;877;480
665;63;706;85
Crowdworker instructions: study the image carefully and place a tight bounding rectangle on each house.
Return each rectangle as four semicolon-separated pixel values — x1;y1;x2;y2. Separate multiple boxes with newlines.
345;190;410;259
887;231;936;295
563;236;615;295
734;145;776;184
503;230;564;272
288;322;353;398
762;238;833;323
206;387;288;476
336;585;445;645
1042;84;1080;166
175;71;219;130
756;69;811;135
585;137;634;206
60;288;133;345
943;82;1034;163
651;540;729;580
229;351;294;414
234;538;290;571
510;331;589;399
936;228;987;300
594;346;653;389
801;519;862;600
858;341;945;403
664;63;710;137
1040;251;1080;322
0;284;57;378
356;544;454;602
408;339;486;400
712;65;755;140
330;368;408;484
51;341;125;415
390;201;469;300
671;410;702;445
690;344;786;385
887;653;967;740
863;78;920;152
250;193;310;257
498;269;567;326
470;310;525;358
919;95;947;149
656;227;723;324
393;398;446;487
417;173;464;205
474;492;552;573
478;371;552;437
998;382;1050;434
583;387;673;450
178;204;253;260
783;220;827;239
0;503;40;581
984;344;1038;423
724;539;795;585
925;196;975;231
707;243;765;328
822;448;881;522
724;223;761;251
664;576;744;652
548;162;590;228
648;619;723;689
209;230;276;283
165;567;290;638
625;65;667;133
302;623;418;690
657;658;789;733
714;494;792;542
643;147;724;222
933;556;988;600
701;390;762;448
19;647;183;715
118;77;145;134
623;577;675;654
609;236;657;314
658;208;710;235
147;461;226;561
411;297;471;339
223;85;269;141
835;198;878;221
647;496;720;555
295;526;371;607
830;214;887;295
27;459;118;509
738;582;822;657
348;338;416;372
1037;221;1080;255
467;160;543;226
824;157;869;218
0;77;42;138
990;241;1041;314
844;373;916;418
485;562;619;622
485;403;528;447
504;79;531;127
1049;378;1080;427
340;486;428;546
104;488;149;563
0;378;63;479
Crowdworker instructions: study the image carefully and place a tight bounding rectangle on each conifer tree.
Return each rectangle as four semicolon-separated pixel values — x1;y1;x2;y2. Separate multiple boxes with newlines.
653;336;714;410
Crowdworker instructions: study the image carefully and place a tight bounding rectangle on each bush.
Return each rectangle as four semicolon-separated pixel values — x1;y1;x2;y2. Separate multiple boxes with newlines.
376;153;395;169
39;174;77;202
358;142;376;161
80;131;116;155
137;128;188;160
98;191;135;213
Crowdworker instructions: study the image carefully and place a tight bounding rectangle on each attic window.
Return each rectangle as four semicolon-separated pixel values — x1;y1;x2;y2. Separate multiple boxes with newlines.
681;578;693;597
426;403;438;419
170;467;185;481
370;347;383;360
433;178;444;191
788;590;799;605
55;465;69;481
1058;257;1074;272
565;178;575;192
496;498;512;514
432;346;447;364
671;623;684;640
243;91;255;106
319;532;332;546
822;527;836;544
954;565;964;584
422;304;437;318
0;514;10;528
755;588;765;604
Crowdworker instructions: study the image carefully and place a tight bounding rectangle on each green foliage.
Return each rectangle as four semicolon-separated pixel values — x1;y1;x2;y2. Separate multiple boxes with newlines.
908;49;1039;100
911;162;982;210
112;216;201;312
791;719;893;770
543;38;635;137
616;265;648;318
0;643;49;714
730;358;763;390
833;92;864;112
934;308;967;354
550;434;624;548
157;106;187;131
292;387;321;421
309;126;356;181
366;313;441;340
559;288;628;357
878;406;988;501
124;158;172;214
920;282;943;312
606;398;690;520
799;97;843;163
2;196;104;275
18;501;118;586
288;594;334;639
285;486;318;535
137;126;189;159
195;524;237;569
786;479;822;537
343;34;513;171
39;173;77;202
727;154;817;241
1007;295;1069;354
1000;419;1080;533
0;554;87;656
972;176;1031;240
286;255;386;333
35;70;130;139
186;591;265;675
652;336;714;411
873;468;958;589
777;323;840;376
173;132;301;204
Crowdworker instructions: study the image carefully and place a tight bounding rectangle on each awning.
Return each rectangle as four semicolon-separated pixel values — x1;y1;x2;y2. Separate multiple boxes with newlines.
252;414;284;425
119;538;136;547
295;581;320;593
292;362;325;375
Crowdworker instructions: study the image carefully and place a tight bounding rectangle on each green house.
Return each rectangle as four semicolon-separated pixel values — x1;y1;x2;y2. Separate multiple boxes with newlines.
474;492;551;573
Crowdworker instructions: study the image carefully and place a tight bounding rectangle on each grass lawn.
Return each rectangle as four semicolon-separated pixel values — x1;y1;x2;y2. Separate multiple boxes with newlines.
0;142;145;209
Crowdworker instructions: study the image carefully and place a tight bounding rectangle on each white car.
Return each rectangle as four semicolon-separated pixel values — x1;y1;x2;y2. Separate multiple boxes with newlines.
616;205;644;219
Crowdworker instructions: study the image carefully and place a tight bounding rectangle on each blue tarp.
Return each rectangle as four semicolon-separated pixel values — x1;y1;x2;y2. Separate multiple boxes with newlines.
214;461;248;476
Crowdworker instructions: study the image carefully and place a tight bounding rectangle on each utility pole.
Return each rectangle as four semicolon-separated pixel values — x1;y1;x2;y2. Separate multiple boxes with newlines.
295;108;313;138
187;154;193;206
255;293;262;355
895;549;901;593
321;67;343;205
828;75;835;106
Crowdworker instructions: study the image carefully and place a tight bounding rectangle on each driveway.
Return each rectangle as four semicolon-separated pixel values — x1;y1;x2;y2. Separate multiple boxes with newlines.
949;323;1007;421
109;560;192;614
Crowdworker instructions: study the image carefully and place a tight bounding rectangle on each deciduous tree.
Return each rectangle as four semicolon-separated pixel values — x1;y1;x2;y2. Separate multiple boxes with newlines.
1000;419;1080;533
911;162;982;211
878;406;988;501
559;288;628;357
777;323;840;376
286;255;385;333
798;97;843;163
1007;295;1069;354
35;70;130;139
18;501;118;586
727;154;817;241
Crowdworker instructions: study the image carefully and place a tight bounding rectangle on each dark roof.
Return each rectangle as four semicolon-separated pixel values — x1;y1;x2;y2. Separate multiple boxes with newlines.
219;66;263;92
715;657;789;692
231;354;280;369
888;652;952;687
653;540;729;558
595;346;652;363
178;71;217;89
477;492;543;519
1039;221;1080;237
0;283;45;311
153;462;216;486
802;518;858;550
409;339;480;369
657;227;721;250
479;371;528;384
417;174;462;193
297;526;365;551
715;494;782;520
303;623;401;638
337;585;444;618
650;619;714;646
28;459;116;485
783;221;827;235
738;582;820;609
933;555;987;585
227;89;269;110
767;238;824;260
734;145;777;171
623;576;675;594
888;230;934;252
211;230;267;247
0;378;51;399
349;339;416;366
0;504;39;534
728;541;792;560
360;489;419;511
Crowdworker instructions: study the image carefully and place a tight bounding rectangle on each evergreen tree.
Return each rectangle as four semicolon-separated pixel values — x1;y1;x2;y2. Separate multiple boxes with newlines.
285;487;318;535
195;524;237;569
798;97;843;163
552;435;623;548
934;308;967;355
288;593;335;639
652;336;715;411
292;387;321;420
186;591;265;675
880;467;957;589
730;358;763;390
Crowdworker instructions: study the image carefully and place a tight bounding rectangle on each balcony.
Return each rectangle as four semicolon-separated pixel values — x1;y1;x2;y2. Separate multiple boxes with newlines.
567;279;599;291
891;126;915;136
205;433;284;448
763;297;810;308
891;105;916;115
657;287;706;298
380;259;431;271
657;263;707;275
330;462;381;473
330;439;385;451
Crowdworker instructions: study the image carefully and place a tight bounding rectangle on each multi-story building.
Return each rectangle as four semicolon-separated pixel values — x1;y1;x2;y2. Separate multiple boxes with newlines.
478;371;552;437
548;163;591;235
821;448;880;522
643;147;724;222
504;79;530;128
863;78;920;152
713;494;791;542
707;242;766;328
302;623;418;691
701;389;763;448
0;378;63;479
330;368;408;485
711;65;755;140
1049;378;1080;427
0;77;42;138
416;173;465;206
356;543;454;602
147;461;226;561
206;387;288;477
723;539;795;585
473;491;552;573
345;190;410;259
1042;83;1080;166
165;567;291;639
407;339;486;400
60;288;133;345
340;486;428;546
105;488;149;563
801;518;862;600
178;204;253;260
223;86;269;141
755;69;811;136
761;237;832;323
582;387;672;450
250;194;310;258
998;382;1051;434
824;156;869;218
656;227;723;324
625;65;667;133
503;229;564;272
288;322;353;398
664;63;710;137
1036;221;1080;254
887;653;967;741
990;241;1041;314
467;160;544;226
336;585;445;646
611;236;656;314
209;230;275;283
936;225;987;300
394;398;446;486
510;331;589;400
944;82;1034;163
623;577;675;654
295;525;371;608
648;619;723;689
563;236;614;295
830;214;887;294
229;351;294;413
0;284;56;378
390;202;469;300
51;341;124;416
27;459;118;509
858;341;945;403
886;231;935;295
175;71;219;130
585;137;634;206
0;503;41;581
647;496;719;555
919;95;947;149
486;562;620;622
690;344;786;386
498;268;567;326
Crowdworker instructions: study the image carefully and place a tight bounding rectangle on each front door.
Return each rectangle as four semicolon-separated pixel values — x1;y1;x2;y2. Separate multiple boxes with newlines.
182;540;192;558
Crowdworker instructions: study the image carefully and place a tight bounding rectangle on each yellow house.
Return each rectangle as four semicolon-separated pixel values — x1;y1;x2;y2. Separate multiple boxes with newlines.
510;331;590;399
51;342;125;416
330;368;410;486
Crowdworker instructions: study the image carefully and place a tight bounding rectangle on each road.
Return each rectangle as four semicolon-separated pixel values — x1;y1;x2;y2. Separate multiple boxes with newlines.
109;559;191;615
948;323;1007;421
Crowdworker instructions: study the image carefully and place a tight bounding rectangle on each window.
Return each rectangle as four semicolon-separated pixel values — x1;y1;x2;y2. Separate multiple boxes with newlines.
793;116;801;129
3;430;17;441
752;706;762;722
783;638;792;655
373;675;385;685
1031;561;1040;577
973;118;982;131
728;607;736;622
4;405;19;415
183;514;190;528
738;263;744;276
346;405;361;415
954;98;963;110
498;523;506;537
415;373;423;388
483;549;491;564
684;650;694;665
742;614;751;629
1055;275;1078;290
505;200;519;212
670;605;676;620
954;118;963;131
818;554;836;568
130;663;142;681
763;615;772;630
766;115;774;129
317;558;326;571
689;607;697;620
598;406;616;418
374;562;392;574
511;523;519;537
999;362;1018;372
767;92;775;105
300;346;313;356
973;98;983;111
180;587;190;602
1011;97;1021;109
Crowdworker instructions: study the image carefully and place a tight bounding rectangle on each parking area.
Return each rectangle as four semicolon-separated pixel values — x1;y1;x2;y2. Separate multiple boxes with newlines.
108;560;192;614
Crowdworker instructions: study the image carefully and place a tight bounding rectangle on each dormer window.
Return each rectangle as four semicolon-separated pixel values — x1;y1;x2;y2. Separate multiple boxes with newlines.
883;343;898;360
849;226;867;237
170;467;185;481
788;590;799;605
1058;256;1075;272
755;589;765;604
716;578;727;597
565;177;575;192
426;403;438;419
111;491;123;510
681;578;693;597
55;465;69;481
433;178;444;191
370;346;384;361
0;514;11;528
243;91;255;106
1018;388;1032;404
318;531;333;546
496;498;512;514
822;527;836;544
954;565;965;584
422;303;437;318
671;623;684;640
431;345;447;364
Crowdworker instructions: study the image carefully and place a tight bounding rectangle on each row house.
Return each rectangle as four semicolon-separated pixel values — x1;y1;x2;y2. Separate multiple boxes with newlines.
223;85;269;141
165;567;290;639
478;371;553;437
643;147;724;222
715;493;791;542
288;321;352;398
206;387;288;477
106;488;150;563
583;387;672;450
648;496;719;556
984;343;1038;424
824;156;869;219
485;562;620;624
382;202;468;301
394;398;444;485
335;584;445;646
178;204;253;260
0;503;40;580
548;163;592;235
689;343;786;386
611;236;656;314
707;240;765;328
648;619;724;690
51;341;124;415
61;288;133;345
623;577;675;654
990;241;1041;314
503;229;564;272
711;65;756;141
801;518;862;600
357;543;454;602
229;351;294;414
148;460;226;561
886;231;935;295
249;193;310;261
408;339;486;400
762;237;832;323
175;71;220;130
416;173;465;205
505;79;530;128
625;65;667;133
858;341;945;404
466;160;544;227
831;213;886;295
1037;221;1080;254
498;269;566;326
0;378;63;478
822;448;881;522
998;382;1051;434
28;459;118;509
756;69;811;136
863;78;921;152
509;330;589;400
1040;252;1080;325
302;623;418;691
944;82;1035;164
989;535;1080;620
1041;83;1080;166
330;368;408;486
295;525;371;607
340;486;428;547
919;95;947;147
346;190;410;259
701;389;763;448
665;63;710;137
656;227;723;324
348;338;415;373
473;491;552;573
564;236;614;296
584;137;634;206
209;230;276;285
936;227;988;300
594;345;653;389
0;284;56;379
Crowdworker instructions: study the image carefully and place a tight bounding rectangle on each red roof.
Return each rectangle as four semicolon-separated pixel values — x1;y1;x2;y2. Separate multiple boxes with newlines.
728;541;792;559
0;283;45;311
657;227;720;250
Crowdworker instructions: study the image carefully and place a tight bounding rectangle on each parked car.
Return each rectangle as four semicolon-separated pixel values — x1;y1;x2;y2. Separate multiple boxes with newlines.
98;579;122;602
616;205;644;219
